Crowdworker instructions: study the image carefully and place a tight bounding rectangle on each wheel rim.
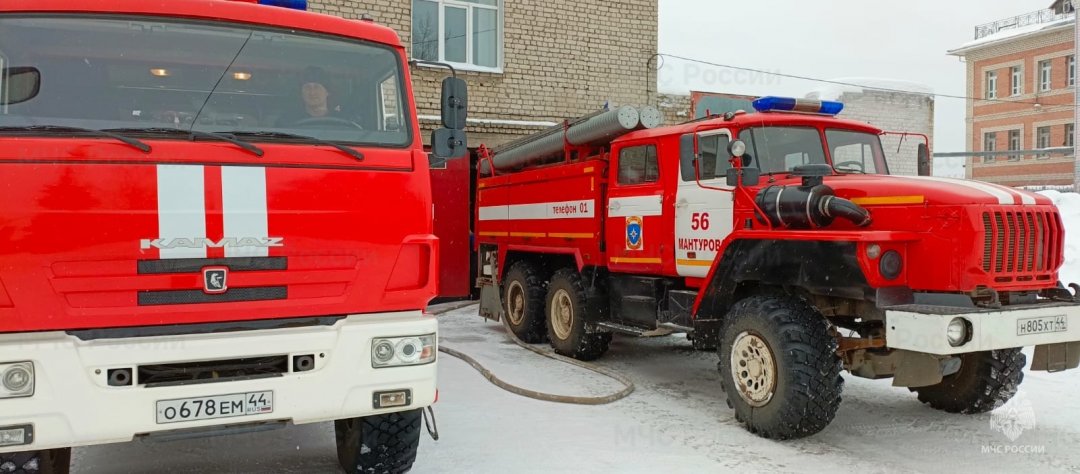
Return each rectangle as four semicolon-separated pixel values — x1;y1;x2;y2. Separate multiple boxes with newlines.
550;288;574;340
506;281;526;326
730;331;777;407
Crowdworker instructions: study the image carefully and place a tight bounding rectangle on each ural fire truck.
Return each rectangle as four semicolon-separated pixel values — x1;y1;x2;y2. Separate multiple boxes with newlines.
0;0;468;472
475;97;1080;439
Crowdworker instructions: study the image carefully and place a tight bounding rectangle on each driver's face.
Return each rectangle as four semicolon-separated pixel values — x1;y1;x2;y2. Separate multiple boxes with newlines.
301;82;328;107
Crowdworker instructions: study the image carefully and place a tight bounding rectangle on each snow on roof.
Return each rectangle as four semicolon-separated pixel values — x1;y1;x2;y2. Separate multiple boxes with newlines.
804;77;935;101
949;16;1074;55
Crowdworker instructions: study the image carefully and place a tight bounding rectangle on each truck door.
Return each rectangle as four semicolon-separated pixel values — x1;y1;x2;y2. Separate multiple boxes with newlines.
605;142;665;274
675;130;734;277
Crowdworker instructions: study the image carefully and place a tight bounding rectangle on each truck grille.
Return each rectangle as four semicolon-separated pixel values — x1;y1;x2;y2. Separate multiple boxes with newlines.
981;209;1062;282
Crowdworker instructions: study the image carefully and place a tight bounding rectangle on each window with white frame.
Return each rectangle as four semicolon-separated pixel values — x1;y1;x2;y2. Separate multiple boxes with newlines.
1066;123;1075;155
983;131;996;163
1008;129;1021;161
1069;55;1076;87
985;71;997;99
1039;60;1052;91
412;0;502;70
1037;126;1051;159
1010;66;1023;96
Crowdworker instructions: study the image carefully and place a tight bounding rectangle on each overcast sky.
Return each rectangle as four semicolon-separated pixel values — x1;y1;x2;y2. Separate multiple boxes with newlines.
658;0;1057;153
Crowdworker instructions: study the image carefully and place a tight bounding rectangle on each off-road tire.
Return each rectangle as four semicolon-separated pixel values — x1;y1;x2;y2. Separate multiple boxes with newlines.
0;448;70;474
545;268;610;361
911;349;1025;414
717;295;844;440
335;409;422;474
502;261;548;343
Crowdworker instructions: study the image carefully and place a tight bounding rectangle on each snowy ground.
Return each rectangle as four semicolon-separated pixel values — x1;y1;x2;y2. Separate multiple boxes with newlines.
72;193;1080;473
73;303;1080;473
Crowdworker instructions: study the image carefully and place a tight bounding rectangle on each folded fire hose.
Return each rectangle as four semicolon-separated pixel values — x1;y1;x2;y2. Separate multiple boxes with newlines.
431;302;635;405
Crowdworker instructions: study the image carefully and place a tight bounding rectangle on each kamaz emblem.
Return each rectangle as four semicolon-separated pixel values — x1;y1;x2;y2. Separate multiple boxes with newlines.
141;237;285;250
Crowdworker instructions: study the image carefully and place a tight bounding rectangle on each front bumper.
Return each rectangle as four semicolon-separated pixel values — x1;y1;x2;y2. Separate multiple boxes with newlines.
886;301;1080;355
0;310;437;453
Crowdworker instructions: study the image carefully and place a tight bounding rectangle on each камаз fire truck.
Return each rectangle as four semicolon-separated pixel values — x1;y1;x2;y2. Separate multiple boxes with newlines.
475;97;1080;439
0;0;467;472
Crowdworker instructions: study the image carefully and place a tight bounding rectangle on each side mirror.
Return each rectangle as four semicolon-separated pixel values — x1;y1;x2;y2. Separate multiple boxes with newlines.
917;143;931;176
1;67;41;106
726;167;761;187
432;127;467;162
441;77;467;130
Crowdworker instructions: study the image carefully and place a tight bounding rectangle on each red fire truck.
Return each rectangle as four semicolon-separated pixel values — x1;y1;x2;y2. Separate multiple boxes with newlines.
0;0;467;472
475;97;1080;439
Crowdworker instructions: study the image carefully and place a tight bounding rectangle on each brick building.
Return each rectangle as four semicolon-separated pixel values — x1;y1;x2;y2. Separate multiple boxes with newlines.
948;0;1077;189
309;0;659;148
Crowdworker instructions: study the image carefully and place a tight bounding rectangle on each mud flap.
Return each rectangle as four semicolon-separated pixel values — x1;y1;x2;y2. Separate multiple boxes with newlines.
892;351;960;388
1031;342;1080;372
478;283;503;322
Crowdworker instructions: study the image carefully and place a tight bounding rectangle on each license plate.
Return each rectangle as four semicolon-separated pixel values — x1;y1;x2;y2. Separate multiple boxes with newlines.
1016;315;1068;336
156;390;273;424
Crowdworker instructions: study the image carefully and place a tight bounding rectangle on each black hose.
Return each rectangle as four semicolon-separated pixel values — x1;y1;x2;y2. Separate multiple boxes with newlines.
824;195;872;227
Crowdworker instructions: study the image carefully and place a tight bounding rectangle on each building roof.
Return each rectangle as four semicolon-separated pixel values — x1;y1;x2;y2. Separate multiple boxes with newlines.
949;7;1074;56
805;77;934;101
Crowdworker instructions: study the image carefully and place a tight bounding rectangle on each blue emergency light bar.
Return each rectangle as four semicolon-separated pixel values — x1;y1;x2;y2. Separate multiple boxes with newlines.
258;0;307;10
752;96;844;116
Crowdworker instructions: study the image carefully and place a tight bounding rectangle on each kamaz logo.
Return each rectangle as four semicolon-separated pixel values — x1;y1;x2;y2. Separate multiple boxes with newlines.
140;237;285;250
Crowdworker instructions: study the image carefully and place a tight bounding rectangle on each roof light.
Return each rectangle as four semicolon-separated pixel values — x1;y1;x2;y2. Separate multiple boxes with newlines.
752;96;844;116
258;0;307;10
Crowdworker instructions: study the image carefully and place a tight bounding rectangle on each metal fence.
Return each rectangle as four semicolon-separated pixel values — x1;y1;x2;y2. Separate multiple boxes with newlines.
974;7;1074;40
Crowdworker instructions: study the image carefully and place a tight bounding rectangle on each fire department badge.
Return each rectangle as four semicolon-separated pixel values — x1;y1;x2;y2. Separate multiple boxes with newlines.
626;216;643;250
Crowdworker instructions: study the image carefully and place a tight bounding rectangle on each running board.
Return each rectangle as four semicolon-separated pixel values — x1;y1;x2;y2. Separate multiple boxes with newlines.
597;321;675;337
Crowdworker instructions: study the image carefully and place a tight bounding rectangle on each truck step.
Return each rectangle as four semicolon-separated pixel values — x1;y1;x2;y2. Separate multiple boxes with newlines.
597;321;674;337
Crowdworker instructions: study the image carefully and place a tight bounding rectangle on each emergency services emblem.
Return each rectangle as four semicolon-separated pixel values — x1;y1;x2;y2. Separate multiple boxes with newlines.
202;267;228;294
626;216;643;251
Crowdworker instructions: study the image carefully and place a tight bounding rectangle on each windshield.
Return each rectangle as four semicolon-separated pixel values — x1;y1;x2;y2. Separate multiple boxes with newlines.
0;16;411;147
738;126;827;174
826;129;889;174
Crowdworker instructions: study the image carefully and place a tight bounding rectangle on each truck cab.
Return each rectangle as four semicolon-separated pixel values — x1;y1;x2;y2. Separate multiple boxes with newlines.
0;1;466;472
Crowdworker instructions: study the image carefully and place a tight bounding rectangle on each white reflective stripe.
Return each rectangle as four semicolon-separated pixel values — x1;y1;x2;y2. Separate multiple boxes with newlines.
609;195;663;217
477;206;509;221
897;175;1015;205
221;166;270;257
478;200;595;221
982;181;1038;205
157;165;206;259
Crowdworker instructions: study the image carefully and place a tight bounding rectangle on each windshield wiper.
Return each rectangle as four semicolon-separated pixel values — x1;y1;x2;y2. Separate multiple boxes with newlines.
104;128;263;157
222;131;364;161
0;125;151;153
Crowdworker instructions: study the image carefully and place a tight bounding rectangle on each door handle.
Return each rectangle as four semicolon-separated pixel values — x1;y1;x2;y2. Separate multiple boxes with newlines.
608;202;621;211
675;199;689;209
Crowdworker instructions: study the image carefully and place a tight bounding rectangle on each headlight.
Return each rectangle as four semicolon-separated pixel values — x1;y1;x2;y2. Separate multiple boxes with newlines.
0;362;34;399
947;318;970;347
879;250;903;280
371;334;436;368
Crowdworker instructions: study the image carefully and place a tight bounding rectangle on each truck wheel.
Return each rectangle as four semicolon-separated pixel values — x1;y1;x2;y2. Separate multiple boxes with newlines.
911;349;1025;414
334;409;422;474
545;268;610;361
0;448;70;474
502;261;548;343
717;295;844;440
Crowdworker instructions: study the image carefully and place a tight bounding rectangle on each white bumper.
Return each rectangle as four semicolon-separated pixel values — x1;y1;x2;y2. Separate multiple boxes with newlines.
0;311;437;453
886;302;1080;355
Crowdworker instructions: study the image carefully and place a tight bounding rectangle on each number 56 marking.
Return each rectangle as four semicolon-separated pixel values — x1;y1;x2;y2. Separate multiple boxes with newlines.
691;212;710;231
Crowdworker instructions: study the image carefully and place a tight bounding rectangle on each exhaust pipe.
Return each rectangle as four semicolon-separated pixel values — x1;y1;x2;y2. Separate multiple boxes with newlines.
754;164;871;228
